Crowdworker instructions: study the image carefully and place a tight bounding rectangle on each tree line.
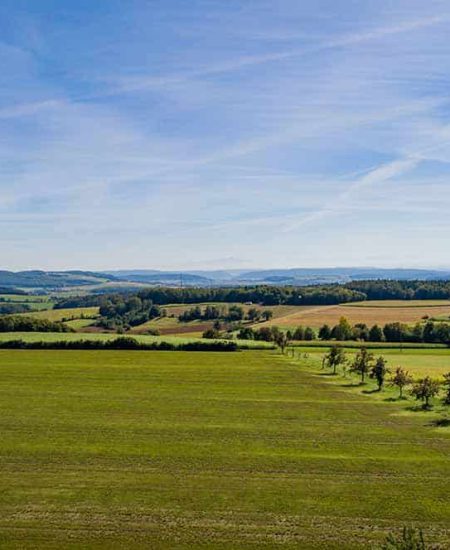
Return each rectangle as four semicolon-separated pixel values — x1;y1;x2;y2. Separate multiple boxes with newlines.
0;316;72;333
321;345;450;410
54;279;450;310
0;337;238;352
179;305;273;323
231;317;450;345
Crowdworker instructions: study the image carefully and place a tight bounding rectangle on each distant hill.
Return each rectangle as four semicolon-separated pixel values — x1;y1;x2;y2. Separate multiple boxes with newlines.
2;267;450;292
0;270;118;288
106;268;450;287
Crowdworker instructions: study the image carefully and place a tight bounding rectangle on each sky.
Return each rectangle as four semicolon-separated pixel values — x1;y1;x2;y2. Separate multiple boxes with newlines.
1;0;450;271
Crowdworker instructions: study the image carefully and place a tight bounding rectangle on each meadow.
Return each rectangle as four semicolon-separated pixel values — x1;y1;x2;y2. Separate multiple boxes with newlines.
0;349;448;549
0;331;274;349
291;346;450;379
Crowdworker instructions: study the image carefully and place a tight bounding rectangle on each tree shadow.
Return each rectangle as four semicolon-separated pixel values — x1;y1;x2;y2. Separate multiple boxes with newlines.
317;372;336;377
431;417;450;427
406;404;432;412
362;388;380;395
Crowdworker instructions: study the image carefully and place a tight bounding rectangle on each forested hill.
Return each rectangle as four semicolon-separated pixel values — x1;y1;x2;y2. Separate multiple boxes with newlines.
0;270;117;288
55;279;450;309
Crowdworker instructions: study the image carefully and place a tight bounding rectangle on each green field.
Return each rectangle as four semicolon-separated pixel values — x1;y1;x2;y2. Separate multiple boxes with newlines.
291;346;450;380
21;306;99;322
0;349;449;548
0;331;274;349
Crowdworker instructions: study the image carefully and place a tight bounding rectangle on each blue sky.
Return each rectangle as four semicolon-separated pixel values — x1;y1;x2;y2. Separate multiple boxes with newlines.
1;0;450;271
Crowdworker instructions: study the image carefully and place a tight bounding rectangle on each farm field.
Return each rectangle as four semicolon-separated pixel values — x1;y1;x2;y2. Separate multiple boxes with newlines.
0;349;449;548
131;303;304;335
346;300;450;308
259;301;450;329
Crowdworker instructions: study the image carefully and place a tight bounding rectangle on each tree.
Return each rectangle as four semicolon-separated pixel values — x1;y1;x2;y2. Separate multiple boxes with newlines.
202;327;220;339
390;367;413;399
247;308;260;322
370;356;388;391
293;326;305;340
304;327;316;341
369;324;384;342
261;310;273;322
323;345;347;375
350;347;374;383
318;324;331;340
381;526;426;550
274;331;288;354
442;372;450;405
410;377;440;409
331;317;354;340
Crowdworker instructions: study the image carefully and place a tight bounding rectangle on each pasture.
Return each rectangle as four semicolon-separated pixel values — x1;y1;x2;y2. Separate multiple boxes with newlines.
293;346;450;379
0;349;449;548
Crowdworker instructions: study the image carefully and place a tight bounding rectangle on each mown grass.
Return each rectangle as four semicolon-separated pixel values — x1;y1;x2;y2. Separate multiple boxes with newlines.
0;349;449;548
289;346;450;379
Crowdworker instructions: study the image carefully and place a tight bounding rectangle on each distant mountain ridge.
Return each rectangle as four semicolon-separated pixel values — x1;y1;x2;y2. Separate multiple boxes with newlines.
2;267;450;290
106;267;450;286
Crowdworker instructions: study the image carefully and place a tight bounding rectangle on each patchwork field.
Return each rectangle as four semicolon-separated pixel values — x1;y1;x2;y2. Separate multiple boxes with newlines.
0;349;449;548
131;303;304;335
259;301;450;329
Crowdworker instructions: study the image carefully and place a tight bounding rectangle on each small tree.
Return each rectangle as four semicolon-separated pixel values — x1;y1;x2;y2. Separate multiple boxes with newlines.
390;367;413;399
442;372;450;405
370;356;389;391
274;331;288;354
261;310;273;322
411;377;440;410
318;324;331;340
349;347;374;383
323;345;347;375
381;526;427;550
369;324;384;342
247;308;260;322
304;327;316;341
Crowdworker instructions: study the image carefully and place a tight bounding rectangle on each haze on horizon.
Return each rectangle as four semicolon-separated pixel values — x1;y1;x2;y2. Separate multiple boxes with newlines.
1;0;450;271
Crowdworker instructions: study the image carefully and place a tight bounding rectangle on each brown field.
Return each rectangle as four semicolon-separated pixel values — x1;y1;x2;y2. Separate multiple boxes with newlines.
257;302;450;329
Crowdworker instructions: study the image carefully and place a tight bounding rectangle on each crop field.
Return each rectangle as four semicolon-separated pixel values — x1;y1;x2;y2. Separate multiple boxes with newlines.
0;349;448;549
258;301;450;329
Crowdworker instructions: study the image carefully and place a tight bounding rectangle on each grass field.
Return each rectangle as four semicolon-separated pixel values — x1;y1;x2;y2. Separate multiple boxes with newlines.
20;306;99;322
0;349;448;548
0;295;54;311
0;331;274;349
291;346;450;379
258;301;450;329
